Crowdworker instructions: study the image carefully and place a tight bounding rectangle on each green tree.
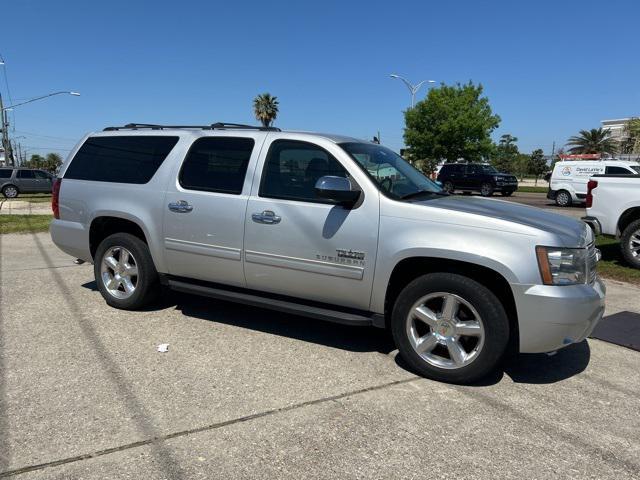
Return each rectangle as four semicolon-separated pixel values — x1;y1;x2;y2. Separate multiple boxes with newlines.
253;93;279;128
403;82;500;171
44;153;63;173
566;128;617;154
491;134;519;173
22;153;62;173
622;118;640;154
513;153;530;180
528;149;547;185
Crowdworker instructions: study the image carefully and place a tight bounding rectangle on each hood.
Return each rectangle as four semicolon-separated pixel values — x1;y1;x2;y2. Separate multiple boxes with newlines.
410;195;590;247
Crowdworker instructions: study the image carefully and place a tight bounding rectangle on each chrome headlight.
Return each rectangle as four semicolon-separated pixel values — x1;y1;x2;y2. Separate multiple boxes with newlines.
536;246;588;285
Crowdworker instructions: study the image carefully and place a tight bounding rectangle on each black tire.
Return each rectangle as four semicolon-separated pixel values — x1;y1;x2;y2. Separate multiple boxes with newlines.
500;190;514;197
2;185;19;198
391;273;509;384
555;190;572;207
480;183;494;197
443;181;454;193
620;219;640;269
94;233;159;310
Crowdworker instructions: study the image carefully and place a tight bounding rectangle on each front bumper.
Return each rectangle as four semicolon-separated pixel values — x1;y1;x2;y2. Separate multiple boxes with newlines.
513;277;606;353
495;182;518;191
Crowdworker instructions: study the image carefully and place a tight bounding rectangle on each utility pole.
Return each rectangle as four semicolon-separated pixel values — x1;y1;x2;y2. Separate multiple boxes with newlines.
0;93;14;166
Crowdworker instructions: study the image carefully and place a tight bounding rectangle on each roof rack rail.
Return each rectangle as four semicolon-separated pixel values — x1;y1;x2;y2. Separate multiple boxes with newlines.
210;122;281;132
102;122;281;132
103;123;214;131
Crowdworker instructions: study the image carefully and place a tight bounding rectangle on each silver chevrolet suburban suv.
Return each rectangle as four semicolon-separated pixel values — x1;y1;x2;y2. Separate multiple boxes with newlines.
50;123;605;383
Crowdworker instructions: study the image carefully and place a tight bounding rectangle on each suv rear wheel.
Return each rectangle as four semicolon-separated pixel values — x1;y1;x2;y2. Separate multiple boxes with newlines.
555;190;572;207
621;219;640;269
391;273;509;384
94;233;159;310
2;185;19;198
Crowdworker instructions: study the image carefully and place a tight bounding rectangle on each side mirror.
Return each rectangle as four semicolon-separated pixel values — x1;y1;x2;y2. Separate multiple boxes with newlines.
315;176;360;205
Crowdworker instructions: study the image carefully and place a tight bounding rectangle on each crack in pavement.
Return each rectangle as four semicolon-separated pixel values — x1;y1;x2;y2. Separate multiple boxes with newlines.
0;377;419;478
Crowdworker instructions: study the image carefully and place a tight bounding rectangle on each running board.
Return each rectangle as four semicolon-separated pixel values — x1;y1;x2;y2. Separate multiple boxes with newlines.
166;278;385;328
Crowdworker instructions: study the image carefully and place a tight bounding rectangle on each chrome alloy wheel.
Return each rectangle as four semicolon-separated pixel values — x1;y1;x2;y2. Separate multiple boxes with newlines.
100;246;138;299
556;191;570;206
3;186;18;198
406;292;485;369
628;230;640;258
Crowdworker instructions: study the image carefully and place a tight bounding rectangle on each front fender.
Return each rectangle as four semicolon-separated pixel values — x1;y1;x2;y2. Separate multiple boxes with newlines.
369;215;539;313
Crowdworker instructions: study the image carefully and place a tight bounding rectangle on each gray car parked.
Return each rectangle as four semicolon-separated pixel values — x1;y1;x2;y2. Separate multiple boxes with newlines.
0;167;55;198
50;123;605;384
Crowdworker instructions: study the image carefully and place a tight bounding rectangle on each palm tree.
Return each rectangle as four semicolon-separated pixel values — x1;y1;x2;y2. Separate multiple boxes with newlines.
253;93;279;128
566;128;617;154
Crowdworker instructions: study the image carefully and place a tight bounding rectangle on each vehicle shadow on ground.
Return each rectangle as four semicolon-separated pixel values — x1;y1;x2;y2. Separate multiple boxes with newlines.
81;281;395;354
82;281;592;384
394;340;590;386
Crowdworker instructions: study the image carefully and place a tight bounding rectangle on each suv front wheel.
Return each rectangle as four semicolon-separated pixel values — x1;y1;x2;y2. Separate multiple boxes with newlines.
94;233;159;310
480;183;494;197
391;273;509;384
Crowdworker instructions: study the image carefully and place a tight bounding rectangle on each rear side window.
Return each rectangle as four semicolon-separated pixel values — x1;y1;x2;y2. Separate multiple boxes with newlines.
179;137;255;194
18;170;35;179
442;164;462;174
0;169;12;179
65;136;179;184
605;166;633;174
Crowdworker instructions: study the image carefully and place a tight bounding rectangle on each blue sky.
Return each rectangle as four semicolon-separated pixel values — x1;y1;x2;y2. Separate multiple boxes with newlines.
2;0;639;158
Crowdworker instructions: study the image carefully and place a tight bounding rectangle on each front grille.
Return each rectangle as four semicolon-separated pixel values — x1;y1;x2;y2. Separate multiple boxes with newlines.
587;242;599;283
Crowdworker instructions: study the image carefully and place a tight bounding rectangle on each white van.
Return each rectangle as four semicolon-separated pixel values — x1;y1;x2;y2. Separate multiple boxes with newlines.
548;160;640;206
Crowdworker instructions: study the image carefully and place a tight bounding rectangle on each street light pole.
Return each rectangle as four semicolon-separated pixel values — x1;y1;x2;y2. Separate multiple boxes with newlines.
1;91;80;111
390;74;436;108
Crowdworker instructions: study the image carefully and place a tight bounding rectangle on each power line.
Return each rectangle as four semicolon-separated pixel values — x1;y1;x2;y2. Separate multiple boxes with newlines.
14;130;78;142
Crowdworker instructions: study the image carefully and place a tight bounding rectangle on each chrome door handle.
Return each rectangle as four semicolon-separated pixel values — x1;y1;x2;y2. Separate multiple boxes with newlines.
168;200;193;213
252;210;281;224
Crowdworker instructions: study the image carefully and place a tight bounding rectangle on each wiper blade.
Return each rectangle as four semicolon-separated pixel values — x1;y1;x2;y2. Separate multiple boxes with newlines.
400;190;449;200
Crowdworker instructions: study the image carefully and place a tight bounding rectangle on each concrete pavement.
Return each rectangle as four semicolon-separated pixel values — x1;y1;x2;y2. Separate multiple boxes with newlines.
1;232;639;479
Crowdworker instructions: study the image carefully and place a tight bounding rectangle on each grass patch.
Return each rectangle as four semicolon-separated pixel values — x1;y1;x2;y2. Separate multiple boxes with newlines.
6;194;53;203
516;186;548;194
596;235;640;285
0;214;52;234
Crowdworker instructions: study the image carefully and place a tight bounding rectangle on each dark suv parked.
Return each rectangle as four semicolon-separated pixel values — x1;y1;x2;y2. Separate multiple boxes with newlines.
437;163;518;197
0;168;55;198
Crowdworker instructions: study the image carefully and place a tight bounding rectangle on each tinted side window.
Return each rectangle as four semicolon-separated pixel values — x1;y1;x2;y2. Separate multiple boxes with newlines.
260;140;347;202
0;169;12;179
605;166;633;174
34;170;50;179
466;165;480;175
179;137;255;194
18;170;35;179
65;136;179;184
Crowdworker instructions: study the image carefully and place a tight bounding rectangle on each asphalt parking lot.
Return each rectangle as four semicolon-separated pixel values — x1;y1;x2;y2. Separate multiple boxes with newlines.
1;232;639;479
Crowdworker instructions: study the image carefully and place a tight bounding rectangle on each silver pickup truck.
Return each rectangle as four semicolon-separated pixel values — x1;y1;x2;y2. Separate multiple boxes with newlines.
50;123;605;383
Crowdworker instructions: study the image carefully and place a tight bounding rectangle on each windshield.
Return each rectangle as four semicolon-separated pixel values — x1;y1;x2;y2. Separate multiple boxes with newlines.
339;142;443;199
632;166;640;174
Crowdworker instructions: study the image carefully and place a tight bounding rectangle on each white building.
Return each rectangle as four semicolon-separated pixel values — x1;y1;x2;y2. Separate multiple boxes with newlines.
601;118;634;142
